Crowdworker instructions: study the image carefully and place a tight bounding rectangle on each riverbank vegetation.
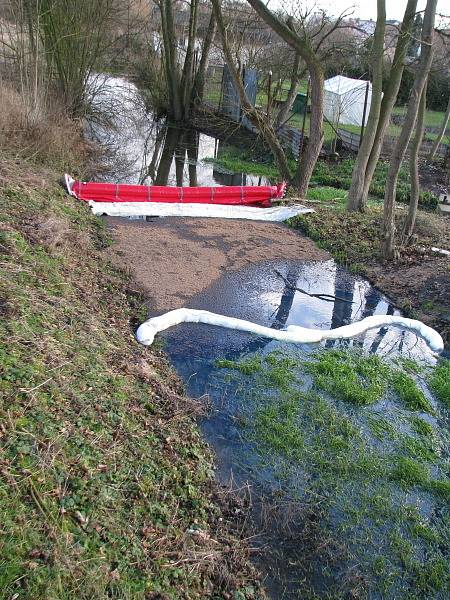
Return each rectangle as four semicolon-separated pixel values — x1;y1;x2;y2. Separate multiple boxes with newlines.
1;0;449;598
216;349;449;599
0;157;260;598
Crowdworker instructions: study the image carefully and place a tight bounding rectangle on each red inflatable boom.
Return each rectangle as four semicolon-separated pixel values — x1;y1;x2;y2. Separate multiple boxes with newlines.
65;175;286;208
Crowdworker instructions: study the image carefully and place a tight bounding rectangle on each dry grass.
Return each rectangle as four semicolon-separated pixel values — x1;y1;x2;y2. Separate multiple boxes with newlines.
0;86;89;171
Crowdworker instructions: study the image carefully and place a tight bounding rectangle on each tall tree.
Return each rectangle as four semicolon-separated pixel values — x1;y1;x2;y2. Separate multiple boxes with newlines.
155;0;216;121
348;0;418;211
346;0;386;212
244;0;325;196
382;0;437;260
404;80;428;241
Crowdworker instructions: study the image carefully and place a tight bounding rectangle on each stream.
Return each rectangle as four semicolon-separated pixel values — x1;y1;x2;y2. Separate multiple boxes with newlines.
89;75;449;600
86;73;268;188
161;260;447;599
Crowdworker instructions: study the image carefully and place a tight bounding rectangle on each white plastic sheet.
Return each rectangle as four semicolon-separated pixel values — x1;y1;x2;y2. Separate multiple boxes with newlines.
324;75;372;127
136;308;444;354
88;201;313;222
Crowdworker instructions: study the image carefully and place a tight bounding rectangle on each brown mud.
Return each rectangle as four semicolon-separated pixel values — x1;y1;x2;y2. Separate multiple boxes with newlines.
106;216;329;311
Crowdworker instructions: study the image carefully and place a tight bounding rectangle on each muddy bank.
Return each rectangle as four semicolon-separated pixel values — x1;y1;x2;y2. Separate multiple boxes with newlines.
106;216;328;310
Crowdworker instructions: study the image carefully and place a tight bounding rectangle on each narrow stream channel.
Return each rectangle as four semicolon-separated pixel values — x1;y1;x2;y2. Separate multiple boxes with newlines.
90;75;449;600
161;259;446;599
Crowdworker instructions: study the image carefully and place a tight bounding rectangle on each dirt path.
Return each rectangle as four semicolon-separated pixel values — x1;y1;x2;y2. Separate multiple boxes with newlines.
105;217;328;310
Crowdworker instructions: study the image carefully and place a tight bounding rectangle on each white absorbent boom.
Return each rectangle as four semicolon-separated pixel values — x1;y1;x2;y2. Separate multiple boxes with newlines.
136;308;444;354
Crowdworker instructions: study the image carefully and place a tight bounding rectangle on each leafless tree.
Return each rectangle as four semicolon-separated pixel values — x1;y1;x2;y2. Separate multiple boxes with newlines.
347;0;386;212
346;0;418;211
242;0;352;195
404;80;428;241
153;0;216;120
382;0;438;260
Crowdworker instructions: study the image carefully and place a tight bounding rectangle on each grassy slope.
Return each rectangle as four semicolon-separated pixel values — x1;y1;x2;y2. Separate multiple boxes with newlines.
0;162;257;599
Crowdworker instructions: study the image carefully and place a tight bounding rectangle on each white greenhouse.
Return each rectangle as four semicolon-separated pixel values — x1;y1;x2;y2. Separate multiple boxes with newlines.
323;75;372;127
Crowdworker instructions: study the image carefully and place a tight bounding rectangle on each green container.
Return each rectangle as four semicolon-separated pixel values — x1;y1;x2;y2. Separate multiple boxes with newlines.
292;92;307;114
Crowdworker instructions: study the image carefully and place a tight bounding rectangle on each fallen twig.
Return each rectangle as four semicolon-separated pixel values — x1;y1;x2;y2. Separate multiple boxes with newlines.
274;269;354;304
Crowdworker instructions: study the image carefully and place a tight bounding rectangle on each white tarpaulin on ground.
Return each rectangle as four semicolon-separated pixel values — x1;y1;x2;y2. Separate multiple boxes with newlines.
88;201;313;222
324;75;372;127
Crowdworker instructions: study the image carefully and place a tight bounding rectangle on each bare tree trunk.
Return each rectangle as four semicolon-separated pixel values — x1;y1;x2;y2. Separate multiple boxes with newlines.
180;0;199;118
160;0;182;120
382;0;437;260
359;0;418;207
428;97;450;161
211;0;292;182
404;81;427;241
293;61;324;196
273;53;302;129
347;0;386;212
245;0;324;197
192;11;217;102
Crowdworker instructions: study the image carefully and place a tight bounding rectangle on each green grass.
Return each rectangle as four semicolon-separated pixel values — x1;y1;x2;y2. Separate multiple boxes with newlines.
215;348;449;599
392;371;434;414
307;349;390;405
390;456;429;487
205;146;439;209
0;163;256;599
429;359;450;408
306;186;347;203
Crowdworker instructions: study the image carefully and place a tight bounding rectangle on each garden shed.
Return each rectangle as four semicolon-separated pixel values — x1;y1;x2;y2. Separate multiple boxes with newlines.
324;75;372;127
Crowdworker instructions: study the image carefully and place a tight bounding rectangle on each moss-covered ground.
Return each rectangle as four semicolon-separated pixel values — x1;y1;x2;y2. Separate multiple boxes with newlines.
216;348;449;599
0;160;259;599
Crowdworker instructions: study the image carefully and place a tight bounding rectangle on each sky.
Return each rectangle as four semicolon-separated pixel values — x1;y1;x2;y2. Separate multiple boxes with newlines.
273;0;450;22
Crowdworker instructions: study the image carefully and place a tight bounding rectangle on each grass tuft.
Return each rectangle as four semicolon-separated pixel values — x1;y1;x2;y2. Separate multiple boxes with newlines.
392;371;434;413
307;349;390;405
390;456;429;487
429;359;450;408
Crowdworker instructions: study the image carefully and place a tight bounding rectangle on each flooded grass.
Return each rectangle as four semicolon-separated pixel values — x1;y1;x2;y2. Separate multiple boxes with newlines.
429;359;450;408
216;348;449;599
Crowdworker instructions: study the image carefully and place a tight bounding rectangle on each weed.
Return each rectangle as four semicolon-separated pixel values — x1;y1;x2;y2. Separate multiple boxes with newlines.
429;359;450;408
392;371;434;413
213;344;449;599
215;355;263;375
390;456;429;488
410;416;434;437
427;479;450;500
307;349;390;405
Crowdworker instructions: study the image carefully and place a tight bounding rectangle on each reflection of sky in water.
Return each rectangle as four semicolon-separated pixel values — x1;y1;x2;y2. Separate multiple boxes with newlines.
163;259;435;370
85;74;268;187
163;258;437;481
